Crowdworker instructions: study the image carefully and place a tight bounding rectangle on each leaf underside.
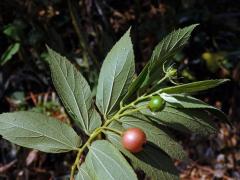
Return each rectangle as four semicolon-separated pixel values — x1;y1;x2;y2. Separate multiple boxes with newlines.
139;103;217;136
162;94;230;124
106;131;179;180
76;162;95;180
96;28;135;116
85;140;138;180
161;79;229;94
121;113;187;160
0;25;229;180
47;47;101;134
0;112;81;153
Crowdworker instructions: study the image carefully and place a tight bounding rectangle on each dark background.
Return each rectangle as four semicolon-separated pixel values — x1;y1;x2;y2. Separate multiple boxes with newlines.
0;0;240;179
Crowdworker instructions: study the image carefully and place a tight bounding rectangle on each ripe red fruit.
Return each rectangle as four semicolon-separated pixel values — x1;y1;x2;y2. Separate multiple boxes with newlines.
121;128;147;153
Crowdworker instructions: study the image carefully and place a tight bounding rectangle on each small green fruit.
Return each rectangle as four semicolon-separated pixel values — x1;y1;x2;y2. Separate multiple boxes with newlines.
148;95;165;112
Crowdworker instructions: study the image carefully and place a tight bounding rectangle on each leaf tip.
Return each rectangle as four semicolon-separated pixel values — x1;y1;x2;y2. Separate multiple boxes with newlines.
123;27;132;40
181;23;199;34
192;23;200;27
222;78;231;83
45;44;53;53
127;26;132;33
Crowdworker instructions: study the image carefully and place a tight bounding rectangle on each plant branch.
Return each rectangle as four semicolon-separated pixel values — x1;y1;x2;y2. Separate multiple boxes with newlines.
70;74;170;179
70;127;102;180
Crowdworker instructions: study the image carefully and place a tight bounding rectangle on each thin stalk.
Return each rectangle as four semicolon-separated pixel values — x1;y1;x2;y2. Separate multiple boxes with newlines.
146;74;169;94
70;127;102;180
101;127;122;135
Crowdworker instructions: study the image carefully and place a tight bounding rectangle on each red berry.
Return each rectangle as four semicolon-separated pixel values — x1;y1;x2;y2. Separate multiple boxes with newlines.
121;128;147;153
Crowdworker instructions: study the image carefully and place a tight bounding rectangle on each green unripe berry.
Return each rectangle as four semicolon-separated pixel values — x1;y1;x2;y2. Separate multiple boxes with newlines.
148;95;165;112
167;68;177;77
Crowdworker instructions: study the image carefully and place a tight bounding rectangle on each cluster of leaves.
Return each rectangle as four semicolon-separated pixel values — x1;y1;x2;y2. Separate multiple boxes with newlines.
0;25;229;180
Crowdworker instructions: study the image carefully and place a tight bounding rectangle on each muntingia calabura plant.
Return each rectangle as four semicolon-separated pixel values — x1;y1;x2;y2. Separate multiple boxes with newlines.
0;24;230;180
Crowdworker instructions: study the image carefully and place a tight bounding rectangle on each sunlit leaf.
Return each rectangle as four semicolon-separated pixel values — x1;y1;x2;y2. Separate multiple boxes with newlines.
47;47;101;134
106;131;179;180
85;140;137;180
161;79;229;94
76;163;95;180
123;25;198;103
96;29;135;116
0;112;81;153
147;24;198;85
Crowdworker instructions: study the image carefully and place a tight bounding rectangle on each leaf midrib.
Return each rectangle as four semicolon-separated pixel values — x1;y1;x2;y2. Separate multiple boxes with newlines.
108;51;133;114
92;146;132;179
51;58;88;131
90;147;115;180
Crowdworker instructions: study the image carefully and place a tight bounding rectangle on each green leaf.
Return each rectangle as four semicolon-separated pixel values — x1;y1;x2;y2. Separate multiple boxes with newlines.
161;79;229;94
160;93;182;104
147;24;198;84
85;140;137;180
88;109;102;134
123;64;149;103
0;112;81;153
161;94;230;124
47;47;101;134
96;28;135;116
121;113;187;160
140;104;217;136
123;25;198;103
106;132;179;180
76;163;95;180
0;43;20;66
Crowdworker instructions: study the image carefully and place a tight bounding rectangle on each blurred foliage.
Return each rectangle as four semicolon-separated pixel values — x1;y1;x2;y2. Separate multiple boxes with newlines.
0;0;240;179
